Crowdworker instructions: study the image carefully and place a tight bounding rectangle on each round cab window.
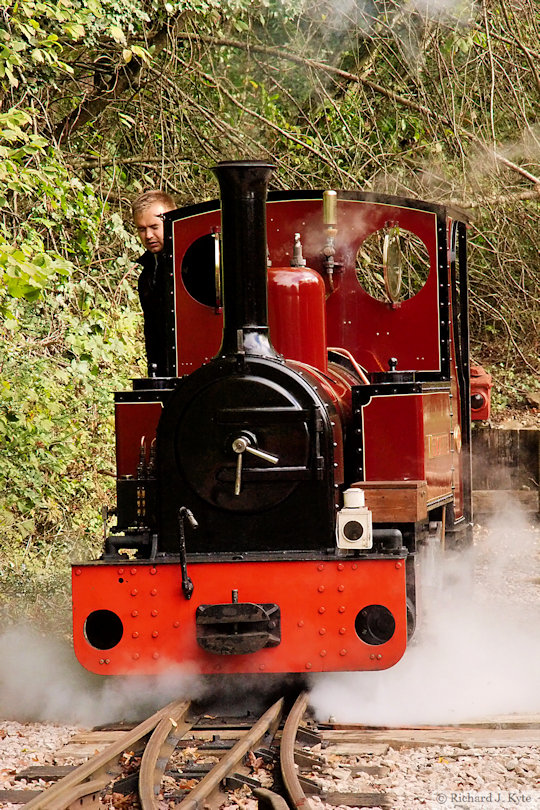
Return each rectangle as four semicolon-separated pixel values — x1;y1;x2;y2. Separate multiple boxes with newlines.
181;233;219;307
356;227;430;303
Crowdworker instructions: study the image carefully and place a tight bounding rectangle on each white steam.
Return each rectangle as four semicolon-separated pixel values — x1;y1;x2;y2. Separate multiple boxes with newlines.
319;0;477;35
0;628;206;726
406;0;476;22
310;502;540;725
0;628;302;726
0;503;537;727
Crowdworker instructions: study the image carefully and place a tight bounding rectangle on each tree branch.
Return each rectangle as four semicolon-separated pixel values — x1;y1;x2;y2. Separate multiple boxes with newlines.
174;32;540;187
450;186;540;210
53;12;190;144
66;154;182;170
175;32;437;119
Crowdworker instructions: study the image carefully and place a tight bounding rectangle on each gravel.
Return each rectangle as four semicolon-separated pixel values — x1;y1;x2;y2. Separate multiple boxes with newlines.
0;721;80;807
311;745;540;809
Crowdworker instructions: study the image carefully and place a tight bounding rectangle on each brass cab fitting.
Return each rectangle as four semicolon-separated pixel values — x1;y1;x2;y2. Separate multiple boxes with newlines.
323;189;337;226
322;190;338;290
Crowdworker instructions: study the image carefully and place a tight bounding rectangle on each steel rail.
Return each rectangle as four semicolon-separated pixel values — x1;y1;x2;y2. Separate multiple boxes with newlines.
24;698;191;810
280;690;314;810
175;697;284;810
139;701;194;809
52;776;111;810
254;786;291;810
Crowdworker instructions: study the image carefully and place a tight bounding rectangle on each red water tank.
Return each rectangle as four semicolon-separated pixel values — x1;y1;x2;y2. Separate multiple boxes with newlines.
268;266;327;372
470;365;493;420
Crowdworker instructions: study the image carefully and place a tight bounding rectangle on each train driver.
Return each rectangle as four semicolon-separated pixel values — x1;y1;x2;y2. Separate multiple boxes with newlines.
132;190;176;377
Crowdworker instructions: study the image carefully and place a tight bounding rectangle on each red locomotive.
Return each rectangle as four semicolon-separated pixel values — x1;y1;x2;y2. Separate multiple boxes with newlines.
72;161;472;676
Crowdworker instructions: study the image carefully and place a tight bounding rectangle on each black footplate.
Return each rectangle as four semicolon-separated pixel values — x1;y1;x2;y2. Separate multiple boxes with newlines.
195;602;281;655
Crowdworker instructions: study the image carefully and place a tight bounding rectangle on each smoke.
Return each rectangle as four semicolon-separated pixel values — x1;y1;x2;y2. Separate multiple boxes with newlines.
0;627;305;727
309;502;540;725
312;0;476;36
499;125;540;165
466;125;540;190
406;0;476;22
1;503;537;728
0;627;208;726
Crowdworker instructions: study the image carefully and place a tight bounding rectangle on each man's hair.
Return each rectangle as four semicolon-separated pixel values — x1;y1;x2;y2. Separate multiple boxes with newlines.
132;190;176;219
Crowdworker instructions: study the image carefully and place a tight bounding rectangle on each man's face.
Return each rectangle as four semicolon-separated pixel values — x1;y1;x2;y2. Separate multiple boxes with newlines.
134;204;171;253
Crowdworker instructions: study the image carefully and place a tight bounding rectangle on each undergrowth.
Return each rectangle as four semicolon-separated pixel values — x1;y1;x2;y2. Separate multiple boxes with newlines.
0;253;146;633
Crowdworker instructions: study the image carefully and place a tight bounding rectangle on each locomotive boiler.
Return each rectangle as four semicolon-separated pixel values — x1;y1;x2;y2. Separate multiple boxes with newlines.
72;161;472;676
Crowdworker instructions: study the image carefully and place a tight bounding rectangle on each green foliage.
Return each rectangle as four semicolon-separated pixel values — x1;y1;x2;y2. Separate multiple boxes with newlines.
0;0;102;89
0;267;144;622
0;0;147;617
0;109;73;317
487;364;540;415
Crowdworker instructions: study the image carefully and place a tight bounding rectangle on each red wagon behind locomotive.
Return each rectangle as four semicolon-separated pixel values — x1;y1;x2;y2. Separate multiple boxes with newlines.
72;161;472;676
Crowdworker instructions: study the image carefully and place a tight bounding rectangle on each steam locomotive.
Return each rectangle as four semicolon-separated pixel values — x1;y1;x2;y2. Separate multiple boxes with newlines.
72;161;472;676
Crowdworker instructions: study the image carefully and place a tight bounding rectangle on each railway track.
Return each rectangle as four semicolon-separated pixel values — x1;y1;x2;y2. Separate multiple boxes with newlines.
2;694;539;809
2;691;323;810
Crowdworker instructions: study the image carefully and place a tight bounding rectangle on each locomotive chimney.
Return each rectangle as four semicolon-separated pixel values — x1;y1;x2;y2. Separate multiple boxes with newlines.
212;160;278;358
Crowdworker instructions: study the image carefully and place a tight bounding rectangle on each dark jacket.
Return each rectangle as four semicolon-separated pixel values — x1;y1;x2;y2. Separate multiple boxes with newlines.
137;250;170;377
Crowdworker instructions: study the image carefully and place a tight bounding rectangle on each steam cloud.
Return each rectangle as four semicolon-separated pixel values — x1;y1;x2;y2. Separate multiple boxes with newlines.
0;503;537;728
0;629;301;726
309;501;540;725
0;628;206;726
320;0;477;35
